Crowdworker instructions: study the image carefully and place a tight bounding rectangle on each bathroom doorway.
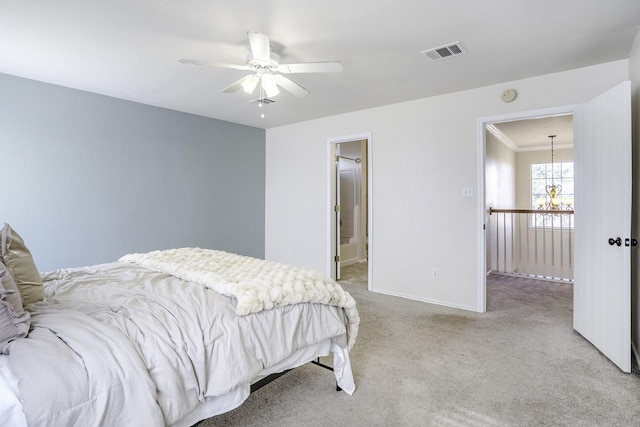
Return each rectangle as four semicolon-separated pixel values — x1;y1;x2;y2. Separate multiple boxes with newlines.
328;133;371;287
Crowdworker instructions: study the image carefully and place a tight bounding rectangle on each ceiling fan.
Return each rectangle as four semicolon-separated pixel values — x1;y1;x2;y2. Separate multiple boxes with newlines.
179;31;343;100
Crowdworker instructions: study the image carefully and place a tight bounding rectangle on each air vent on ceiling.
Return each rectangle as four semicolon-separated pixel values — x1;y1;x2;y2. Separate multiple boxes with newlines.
421;42;466;61
249;97;276;104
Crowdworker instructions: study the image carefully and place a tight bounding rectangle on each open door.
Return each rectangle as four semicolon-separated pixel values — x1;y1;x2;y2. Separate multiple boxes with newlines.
573;81;632;372
329;133;372;284
334;144;342;280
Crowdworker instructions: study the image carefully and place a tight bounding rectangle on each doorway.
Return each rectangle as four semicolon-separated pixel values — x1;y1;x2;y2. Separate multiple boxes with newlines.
478;82;633;373
484;114;574;283
328;133;372;288
477;105;576;312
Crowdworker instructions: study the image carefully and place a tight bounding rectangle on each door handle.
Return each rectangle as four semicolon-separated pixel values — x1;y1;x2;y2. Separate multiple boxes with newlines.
608;237;622;247
625;238;638;247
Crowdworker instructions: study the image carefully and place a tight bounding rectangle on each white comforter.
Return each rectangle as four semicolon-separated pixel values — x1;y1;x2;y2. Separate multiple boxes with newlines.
120;248;359;349
5;255;358;426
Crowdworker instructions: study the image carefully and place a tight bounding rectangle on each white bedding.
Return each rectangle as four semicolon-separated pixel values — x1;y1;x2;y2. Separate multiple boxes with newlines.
120;248;359;349
0;356;25;426
0;256;357;426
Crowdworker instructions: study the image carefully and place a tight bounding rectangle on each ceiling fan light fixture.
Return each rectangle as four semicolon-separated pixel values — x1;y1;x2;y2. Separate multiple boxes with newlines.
248;51;281;70
180;31;342;115
261;73;280;98
241;75;259;94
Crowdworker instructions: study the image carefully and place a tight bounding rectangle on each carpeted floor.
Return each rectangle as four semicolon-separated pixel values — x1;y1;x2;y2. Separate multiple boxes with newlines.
196;272;640;426
339;261;368;284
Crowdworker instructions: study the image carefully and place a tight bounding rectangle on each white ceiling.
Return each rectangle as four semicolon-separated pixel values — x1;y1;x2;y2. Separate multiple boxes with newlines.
1;1;639;129
490;114;574;151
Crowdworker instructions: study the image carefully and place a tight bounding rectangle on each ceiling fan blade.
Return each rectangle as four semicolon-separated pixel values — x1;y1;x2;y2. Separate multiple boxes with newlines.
222;75;257;93
274;74;310;97
178;58;252;71
178;58;210;66
248;31;270;63
277;62;343;74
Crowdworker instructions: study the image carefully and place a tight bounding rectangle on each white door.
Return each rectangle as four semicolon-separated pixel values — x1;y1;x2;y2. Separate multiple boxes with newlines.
573;81;632;372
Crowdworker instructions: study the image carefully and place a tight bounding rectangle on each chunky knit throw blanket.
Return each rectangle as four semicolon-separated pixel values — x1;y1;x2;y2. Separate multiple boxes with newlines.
119;248;359;349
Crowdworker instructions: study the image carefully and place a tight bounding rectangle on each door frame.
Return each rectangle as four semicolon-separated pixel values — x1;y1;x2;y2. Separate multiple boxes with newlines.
476;105;579;312
327;132;372;289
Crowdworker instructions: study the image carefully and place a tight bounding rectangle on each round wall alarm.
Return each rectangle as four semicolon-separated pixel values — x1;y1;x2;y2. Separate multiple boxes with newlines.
501;89;517;103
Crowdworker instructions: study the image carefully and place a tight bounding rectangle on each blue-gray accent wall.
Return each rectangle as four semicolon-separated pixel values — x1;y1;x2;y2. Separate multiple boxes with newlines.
0;73;265;271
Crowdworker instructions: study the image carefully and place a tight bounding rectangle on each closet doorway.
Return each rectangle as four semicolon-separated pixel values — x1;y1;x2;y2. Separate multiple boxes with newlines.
328;133;372;288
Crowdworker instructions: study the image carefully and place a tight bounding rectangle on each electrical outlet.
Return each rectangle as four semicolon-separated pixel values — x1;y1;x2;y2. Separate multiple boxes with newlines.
432;269;439;279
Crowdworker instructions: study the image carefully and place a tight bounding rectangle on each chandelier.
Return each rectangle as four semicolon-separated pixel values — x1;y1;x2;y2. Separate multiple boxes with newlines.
537;135;573;211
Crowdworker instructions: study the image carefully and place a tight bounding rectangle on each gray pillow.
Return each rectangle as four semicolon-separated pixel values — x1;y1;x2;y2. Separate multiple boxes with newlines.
0;224;45;306
0;261;31;353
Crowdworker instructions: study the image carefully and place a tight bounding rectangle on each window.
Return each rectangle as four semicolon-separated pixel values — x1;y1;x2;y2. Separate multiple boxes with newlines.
530;161;574;228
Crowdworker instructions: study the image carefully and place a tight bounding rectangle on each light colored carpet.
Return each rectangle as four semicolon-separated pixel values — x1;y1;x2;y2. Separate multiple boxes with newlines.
195;271;640;426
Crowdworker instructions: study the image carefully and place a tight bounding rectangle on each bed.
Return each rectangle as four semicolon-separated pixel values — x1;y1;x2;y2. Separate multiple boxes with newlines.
0;224;359;426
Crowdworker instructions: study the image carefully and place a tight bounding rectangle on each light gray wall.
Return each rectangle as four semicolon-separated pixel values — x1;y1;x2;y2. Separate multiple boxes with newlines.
485;131;516;273
265;60;628;311
0;73;265;271
485;131;516;210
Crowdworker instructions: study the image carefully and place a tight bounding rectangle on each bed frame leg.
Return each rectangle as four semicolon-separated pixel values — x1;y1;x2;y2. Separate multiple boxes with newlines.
311;357;342;392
